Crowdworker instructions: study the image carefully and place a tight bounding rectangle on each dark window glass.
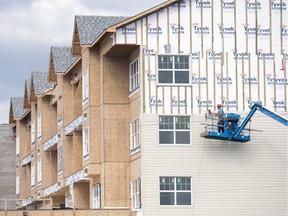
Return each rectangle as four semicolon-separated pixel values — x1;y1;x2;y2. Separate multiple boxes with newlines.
159;131;174;144
160;192;174;205
176;192;191;205
175;71;189;83
159;71;173;83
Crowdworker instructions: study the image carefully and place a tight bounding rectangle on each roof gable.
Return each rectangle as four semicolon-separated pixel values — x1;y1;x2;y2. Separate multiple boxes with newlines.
30;71;54;102
9;97;27;123
72;15;128;56
48;46;79;82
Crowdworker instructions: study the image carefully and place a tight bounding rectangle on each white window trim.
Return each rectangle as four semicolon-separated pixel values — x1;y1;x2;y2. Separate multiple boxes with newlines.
157;54;191;86
65;196;73;208
37;150;42;185
158;115;191;145
31;121;35;146
129;58;140;94
83;128;89;161
57;145;63;175
92;184;101;209
131;178;141;210
159;176;192;207
31;163;35;189
82;70;89;105
130;118;140;155
16;134;20;158
16;173;20;196
37;114;42;141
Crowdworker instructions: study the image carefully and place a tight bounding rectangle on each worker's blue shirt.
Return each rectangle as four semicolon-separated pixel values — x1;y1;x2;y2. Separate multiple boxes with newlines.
218;108;224;120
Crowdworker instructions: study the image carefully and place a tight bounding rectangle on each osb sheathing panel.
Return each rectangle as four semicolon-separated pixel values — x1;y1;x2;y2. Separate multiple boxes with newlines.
103;56;129;104
62;75;74;126
72;131;83;172
101;162;129;208
19;120;30;160
72;79;82;119
99;35;114;57
74;182;90;209
39;96;51;143
86;106;101;164
130;156;141;181
63;135;73;178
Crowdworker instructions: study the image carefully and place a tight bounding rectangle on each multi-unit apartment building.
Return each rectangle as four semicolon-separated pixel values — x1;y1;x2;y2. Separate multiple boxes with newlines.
9;0;287;216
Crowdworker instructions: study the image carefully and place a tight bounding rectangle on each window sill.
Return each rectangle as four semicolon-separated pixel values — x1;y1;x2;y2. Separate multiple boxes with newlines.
130;147;141;156
83;154;89;161
129;87;140;98
82;98;89;105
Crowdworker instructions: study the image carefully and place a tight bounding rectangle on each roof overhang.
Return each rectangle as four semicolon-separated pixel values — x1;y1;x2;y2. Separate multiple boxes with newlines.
72;18;81;57
48;48;58;83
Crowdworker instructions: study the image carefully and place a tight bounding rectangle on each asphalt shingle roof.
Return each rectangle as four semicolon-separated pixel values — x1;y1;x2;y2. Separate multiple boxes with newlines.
75;15;128;45
51;46;79;73
11;97;26;119
31;71;54;95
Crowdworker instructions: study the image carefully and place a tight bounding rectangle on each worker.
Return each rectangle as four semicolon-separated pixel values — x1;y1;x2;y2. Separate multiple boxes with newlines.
209;104;225;133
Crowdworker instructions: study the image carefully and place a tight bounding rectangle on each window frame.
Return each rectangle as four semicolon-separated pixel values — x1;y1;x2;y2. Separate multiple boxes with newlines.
130;118;140;154
157;55;191;85
16;173;20;196
82;70;89;105
31;163;35;189
31;121;35;146
57;145;63;175
83;128;89;161
37;149;42;185
131;178;141;210
16;134;20;158
159;176;192;206
92;184;101;209
129;58;140;94
37;114;42;141
158;115;191;145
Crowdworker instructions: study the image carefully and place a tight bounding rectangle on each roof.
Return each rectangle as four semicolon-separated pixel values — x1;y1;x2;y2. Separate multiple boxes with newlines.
10;97;27;120
75;15;128;45
31;71;54;96
51;46;79;73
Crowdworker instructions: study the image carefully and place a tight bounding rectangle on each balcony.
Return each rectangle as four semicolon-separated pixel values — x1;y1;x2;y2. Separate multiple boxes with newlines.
43;183;60;197
21;154;33;167
65;170;89;186
65;115;83;136
43;134;59;151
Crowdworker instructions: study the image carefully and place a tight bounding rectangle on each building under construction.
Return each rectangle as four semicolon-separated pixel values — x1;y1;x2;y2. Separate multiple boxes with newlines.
7;0;287;216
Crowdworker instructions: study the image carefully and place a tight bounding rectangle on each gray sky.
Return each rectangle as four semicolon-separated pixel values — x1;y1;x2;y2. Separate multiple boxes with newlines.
0;0;165;124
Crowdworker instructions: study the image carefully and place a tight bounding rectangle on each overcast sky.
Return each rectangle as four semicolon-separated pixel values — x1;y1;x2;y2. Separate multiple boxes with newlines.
0;0;165;124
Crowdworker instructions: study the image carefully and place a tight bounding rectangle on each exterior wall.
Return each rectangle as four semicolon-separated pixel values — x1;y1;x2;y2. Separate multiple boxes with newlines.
141;113;287;216
115;0;288;114
0;125;16;210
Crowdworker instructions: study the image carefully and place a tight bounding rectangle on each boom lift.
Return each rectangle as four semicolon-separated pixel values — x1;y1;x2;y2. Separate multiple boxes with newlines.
200;102;288;142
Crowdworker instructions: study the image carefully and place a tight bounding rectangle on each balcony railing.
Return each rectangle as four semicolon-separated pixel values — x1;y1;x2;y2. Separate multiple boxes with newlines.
65;115;83;136
65;170;89;186
43;183;60;197
21;154;33;167
43;134;59;151
21;196;32;207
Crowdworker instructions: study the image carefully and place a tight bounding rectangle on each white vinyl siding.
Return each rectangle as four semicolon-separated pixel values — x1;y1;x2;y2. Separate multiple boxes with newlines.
129;59;139;93
83;128;89;160
93;184;100;209
82;70;89;105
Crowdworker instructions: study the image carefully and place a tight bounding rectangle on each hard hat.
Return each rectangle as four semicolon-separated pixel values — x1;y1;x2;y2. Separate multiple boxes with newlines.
217;104;222;108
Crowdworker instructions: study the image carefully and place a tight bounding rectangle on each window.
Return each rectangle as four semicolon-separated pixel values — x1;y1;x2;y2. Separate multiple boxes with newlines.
37;114;42;141
16;174;20;196
158;55;190;84
57;145;63;174
16;134;20;158
131;178;141;210
82;70;89;105
159;177;192;206
129;59;139;92
83;128;89;160
159;116;190;144
93;184;101;209
31;163;35;189
65;196;73;208
130;119;140;152
31;121;35;146
37;150;42;184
